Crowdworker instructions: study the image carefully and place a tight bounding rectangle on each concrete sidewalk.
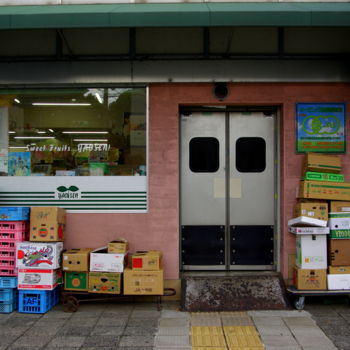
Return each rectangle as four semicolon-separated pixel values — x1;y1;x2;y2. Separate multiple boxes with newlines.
0;300;346;350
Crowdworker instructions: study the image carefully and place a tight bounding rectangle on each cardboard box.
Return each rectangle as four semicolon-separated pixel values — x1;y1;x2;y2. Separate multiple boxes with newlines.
289;226;329;235
327;274;350;290
16;242;64;269
88;272;121;294
303;153;342;174
107;238;128;254
293;267;327;290
330;201;350;213
123;267;164;295
304;171;344;183
288;216;327;228
296;234;327;269
328;266;350;274
328;213;350;239
329;239;350;266
30;207;65;242
63;248;93;271
299;181;350;201
64;271;89;291
18;268;61;290
293;202;328;221
89;247;126;273
131;250;162;271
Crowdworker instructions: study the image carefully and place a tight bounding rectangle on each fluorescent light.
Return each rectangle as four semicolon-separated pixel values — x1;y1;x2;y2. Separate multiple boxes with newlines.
95;93;103;104
32;102;91;106
9;146;28;149
8;131;16;134
14;99;20;104
14;136;55;140
62;131;108;134
37;131;46;134
73;139;108;142
49;129;54;133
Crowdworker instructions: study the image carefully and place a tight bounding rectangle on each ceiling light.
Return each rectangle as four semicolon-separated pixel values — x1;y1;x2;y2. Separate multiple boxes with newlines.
37;131;46;134
8;131;16;134
32;103;91;106
48;129;54;133
9;146;28;149
14;136;55;140
14;99;20;104
95;93;103;104
73;139;108;142
62;131;108;134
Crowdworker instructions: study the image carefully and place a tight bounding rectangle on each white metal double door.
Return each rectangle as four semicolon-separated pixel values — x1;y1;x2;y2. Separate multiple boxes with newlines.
181;109;276;270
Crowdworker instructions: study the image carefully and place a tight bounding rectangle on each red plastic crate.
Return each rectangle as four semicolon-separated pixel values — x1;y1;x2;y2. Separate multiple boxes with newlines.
0;221;27;233
0;250;15;259
0;258;16;268
0;268;17;276
0;241;16;251
0;231;26;241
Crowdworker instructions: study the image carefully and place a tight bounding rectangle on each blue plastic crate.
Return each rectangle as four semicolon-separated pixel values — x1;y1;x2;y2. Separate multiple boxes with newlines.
0;300;17;313
0;288;17;302
0;277;17;288
0;207;30;221
18;287;60;314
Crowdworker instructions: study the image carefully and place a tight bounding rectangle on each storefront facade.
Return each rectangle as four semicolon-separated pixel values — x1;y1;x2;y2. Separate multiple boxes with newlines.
0;2;349;292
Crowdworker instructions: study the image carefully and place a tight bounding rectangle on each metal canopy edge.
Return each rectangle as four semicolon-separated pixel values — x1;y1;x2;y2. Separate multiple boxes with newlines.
0;3;349;29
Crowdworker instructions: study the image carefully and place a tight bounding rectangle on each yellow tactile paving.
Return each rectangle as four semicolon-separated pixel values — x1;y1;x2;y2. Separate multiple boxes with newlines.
220;312;249;317
225;334;264;348
192;312;221;318
192;326;224;335
223;326;259;336
191;334;227;347
192;348;227;350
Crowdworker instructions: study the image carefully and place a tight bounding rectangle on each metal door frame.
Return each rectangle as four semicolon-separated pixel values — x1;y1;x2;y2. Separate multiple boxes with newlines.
180;105;279;272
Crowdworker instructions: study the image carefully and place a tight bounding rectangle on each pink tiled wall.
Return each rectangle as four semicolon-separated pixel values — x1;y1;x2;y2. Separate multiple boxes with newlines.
65;83;350;280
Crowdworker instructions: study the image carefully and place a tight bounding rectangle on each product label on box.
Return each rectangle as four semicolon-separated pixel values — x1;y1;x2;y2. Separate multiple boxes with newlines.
330;229;350;239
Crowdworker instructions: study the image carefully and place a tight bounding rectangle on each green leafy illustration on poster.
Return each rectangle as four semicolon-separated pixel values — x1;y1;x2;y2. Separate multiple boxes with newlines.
296;103;346;153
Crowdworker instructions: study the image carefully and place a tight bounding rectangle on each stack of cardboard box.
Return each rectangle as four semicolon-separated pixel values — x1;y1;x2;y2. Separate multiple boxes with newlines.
16;207;65;313
290;153;350;290
87;238;128;294
124;250;163;295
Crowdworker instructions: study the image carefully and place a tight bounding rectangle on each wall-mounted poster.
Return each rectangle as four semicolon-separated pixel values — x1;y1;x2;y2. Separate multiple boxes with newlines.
296;103;346;153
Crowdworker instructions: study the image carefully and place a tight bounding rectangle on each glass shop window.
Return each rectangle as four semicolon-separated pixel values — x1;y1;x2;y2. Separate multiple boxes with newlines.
189;137;219;173
0;87;147;176
236;137;266;173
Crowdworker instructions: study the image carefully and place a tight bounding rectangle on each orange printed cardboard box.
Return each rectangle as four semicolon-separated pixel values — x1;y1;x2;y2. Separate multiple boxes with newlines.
293;267;327;290
123;267;163;295
131;250;162;271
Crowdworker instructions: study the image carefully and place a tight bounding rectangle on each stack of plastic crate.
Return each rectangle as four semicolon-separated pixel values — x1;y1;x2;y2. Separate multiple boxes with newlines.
0;207;30;313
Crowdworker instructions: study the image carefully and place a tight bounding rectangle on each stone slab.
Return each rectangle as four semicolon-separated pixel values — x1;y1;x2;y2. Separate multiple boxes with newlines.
119;335;155;347
154;335;191;347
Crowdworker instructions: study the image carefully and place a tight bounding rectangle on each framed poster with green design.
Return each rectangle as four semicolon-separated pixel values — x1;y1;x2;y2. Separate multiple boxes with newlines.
296;103;346;153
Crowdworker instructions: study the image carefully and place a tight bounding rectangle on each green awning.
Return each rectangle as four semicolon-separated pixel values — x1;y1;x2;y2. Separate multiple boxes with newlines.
0;3;349;29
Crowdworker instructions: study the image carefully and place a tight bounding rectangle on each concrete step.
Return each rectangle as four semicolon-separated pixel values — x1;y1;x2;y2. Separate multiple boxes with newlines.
181;273;290;312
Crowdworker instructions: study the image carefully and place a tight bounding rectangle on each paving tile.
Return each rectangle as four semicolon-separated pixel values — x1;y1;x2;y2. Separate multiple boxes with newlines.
192;312;221;319
283;316;317;327
223;326;259;336
155;347;191;350
83;335;120;347
252;316;287;326
91;325;125;336
264;346;301;350
191;318;222;326
10;335;51;347
130;310;161;318
119;335;155;347
124;326;157;336
192;326;224;336
159;317;190;327
0;335;23;348
255;324;292;336
192;348;227;350
118;348;154;350
56;325;95;336
302;347;338;350
157;326;190;336
47;336;87;348
220;311;249;317
161;310;190;319
248;310;311;318
155;335;191;347
260;334;300;347
191;334;226;347
221;316;254;326
65;317;99;327
225;333;263;347
96;317;128;327
0;325;30;336
127;318;158;327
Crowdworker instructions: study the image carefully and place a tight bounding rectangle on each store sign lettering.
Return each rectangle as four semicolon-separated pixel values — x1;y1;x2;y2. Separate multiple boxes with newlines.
56;185;81;200
27;145;71;152
77;143;111;152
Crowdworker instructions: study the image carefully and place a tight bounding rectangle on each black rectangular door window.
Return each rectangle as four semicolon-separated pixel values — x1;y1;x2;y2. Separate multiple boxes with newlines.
189;137;219;173
236;137;266;173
